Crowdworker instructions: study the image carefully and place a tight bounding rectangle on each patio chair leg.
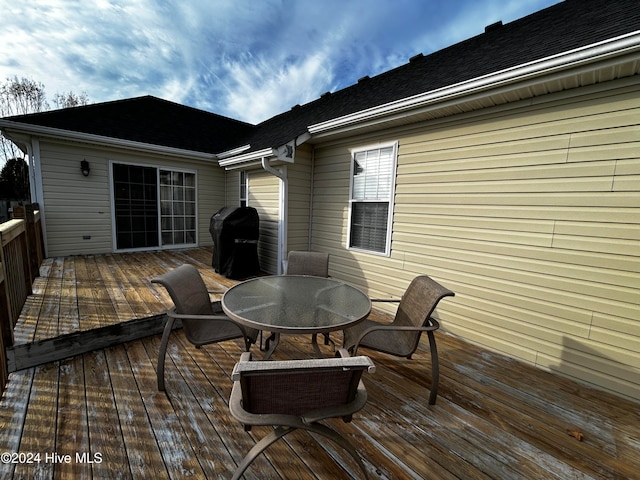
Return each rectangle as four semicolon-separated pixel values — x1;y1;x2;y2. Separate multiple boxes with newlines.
311;333;331;345
157;316;175;392
263;332;280;360
232;426;292;480
232;423;369;480
426;330;439;405
304;422;370;479
243;335;253;352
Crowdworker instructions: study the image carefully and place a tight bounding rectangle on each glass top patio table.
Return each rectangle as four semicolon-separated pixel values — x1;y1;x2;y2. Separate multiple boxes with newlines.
222;276;371;357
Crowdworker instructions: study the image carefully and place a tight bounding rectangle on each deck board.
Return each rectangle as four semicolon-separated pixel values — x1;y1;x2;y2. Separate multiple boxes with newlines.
1;247;639;479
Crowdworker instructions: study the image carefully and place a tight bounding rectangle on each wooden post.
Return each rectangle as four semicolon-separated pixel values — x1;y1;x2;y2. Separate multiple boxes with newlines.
0;238;11;395
0;219;29;361
11;205;38;286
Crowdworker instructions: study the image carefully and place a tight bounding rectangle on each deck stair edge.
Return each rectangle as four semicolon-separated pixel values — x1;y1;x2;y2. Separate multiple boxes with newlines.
6;314;171;372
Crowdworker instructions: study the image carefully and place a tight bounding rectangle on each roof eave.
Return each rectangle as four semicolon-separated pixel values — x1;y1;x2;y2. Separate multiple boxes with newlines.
308;31;640;138
218;131;311;170
0;120;218;162
217;147;274;170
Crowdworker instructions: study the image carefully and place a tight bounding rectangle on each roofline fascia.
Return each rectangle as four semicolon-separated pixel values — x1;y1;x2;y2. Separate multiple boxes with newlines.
218;131;312;169
308;31;640;136
216;144;252;159
218;147;273;170
0;119;218;161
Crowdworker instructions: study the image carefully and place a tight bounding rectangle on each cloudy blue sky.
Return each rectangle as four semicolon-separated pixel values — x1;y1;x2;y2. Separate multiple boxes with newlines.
1;0;559;125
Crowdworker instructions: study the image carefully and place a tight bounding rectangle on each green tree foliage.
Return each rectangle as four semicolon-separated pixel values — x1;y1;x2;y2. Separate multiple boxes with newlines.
0;77;90;200
0;158;29;200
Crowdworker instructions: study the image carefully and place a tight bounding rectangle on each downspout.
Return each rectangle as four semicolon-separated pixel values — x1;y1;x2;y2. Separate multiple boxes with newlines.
24;138;48;257
307;147;315;251
261;157;288;274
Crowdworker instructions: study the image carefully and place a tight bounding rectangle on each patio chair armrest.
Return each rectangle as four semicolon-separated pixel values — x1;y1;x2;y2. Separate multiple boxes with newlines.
167;310;232;321
166;307;258;340
358;320;440;337
335;348;351;359
231;355;375;381
370;298;400;303
351;319;440;351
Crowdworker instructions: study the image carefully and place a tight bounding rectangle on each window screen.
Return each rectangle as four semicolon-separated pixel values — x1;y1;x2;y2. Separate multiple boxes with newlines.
348;144;396;254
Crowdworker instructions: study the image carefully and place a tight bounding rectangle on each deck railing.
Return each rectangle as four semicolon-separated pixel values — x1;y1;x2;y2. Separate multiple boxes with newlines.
0;205;44;394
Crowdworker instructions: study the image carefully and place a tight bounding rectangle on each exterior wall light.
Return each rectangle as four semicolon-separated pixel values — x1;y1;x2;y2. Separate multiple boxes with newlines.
81;159;90;177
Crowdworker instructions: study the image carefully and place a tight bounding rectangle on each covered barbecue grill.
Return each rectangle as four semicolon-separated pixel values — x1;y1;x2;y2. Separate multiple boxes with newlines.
210;206;260;279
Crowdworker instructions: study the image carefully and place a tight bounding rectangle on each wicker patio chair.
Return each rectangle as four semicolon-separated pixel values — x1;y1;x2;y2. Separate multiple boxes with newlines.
343;275;454;405
285;250;331;346
151;264;259;392
229;349;375;479
285;250;330;277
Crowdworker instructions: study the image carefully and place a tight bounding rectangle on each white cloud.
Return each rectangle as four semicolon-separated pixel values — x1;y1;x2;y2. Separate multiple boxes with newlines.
0;0;561;126
222;50;334;124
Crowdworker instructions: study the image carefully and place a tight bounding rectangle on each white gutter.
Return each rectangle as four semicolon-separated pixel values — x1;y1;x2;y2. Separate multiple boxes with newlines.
0;120;218;161
217;144;252;159
218;132;311;169
261;157;288;275
217;147;272;170
219;134;311;272
309;31;640;135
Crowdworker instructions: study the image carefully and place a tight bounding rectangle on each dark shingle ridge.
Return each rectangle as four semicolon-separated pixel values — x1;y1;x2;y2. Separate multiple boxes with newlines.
6;95;257;154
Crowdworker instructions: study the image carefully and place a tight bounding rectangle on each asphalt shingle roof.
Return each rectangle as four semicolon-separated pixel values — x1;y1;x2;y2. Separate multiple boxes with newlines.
3;0;639;156
243;0;640;152
5;96;256;154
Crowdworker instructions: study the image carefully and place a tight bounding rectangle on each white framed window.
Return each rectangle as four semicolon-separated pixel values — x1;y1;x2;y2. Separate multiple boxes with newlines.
347;142;397;255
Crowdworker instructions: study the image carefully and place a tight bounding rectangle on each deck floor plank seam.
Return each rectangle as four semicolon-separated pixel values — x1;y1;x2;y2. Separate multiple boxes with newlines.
83;349;132;479
148;333;273;479
104;343;169;479
124;340;206;479
12;361;59;479
175;333;293;479
55;355;90;479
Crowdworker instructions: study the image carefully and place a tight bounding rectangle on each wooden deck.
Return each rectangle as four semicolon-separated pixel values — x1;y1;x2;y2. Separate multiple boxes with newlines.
1;248;639;479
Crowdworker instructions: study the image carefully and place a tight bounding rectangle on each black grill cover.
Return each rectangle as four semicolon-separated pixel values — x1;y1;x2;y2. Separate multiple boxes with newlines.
210;206;260;279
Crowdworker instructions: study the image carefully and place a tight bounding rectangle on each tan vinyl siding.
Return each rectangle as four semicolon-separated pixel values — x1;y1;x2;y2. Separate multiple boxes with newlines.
38;141;225;256
310;78;640;401
248;169;280;274
197;162;226;247
287;145;313;253
39;142;113;256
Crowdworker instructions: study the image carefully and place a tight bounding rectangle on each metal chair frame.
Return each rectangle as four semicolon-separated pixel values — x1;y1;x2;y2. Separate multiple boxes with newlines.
229;349;375;479
151;264;258;392
343;275;454;405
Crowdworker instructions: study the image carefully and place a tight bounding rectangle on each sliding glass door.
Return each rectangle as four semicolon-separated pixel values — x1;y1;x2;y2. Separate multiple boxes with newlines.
113;163;196;251
159;170;197;246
